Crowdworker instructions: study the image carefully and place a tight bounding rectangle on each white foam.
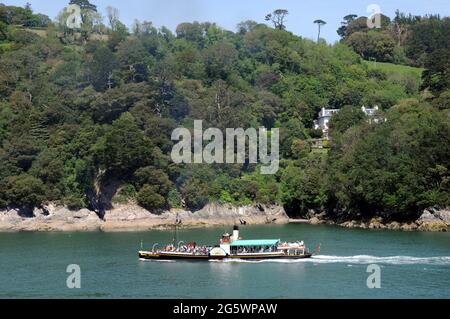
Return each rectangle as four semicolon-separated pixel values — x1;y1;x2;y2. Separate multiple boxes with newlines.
310;255;450;265
139;259;176;263
210;255;450;265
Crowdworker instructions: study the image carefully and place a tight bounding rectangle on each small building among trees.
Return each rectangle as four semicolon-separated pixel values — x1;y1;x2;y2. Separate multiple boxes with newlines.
314;106;380;138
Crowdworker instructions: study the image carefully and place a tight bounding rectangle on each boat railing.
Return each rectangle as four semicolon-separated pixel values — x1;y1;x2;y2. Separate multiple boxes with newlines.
235;251;282;255
156;244;212;256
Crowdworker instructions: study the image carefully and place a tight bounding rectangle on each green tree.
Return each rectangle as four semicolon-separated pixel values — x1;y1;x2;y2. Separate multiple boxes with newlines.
328;99;450;218
134;167;172;196
181;178;209;210
346;30;396;62
88;43;117;91
281;155;328;216
337;14;358;39
0;21;8;41
137;184;166;210
92;113;154;174
117;38;151;82
3;174;46;209
328;105;366;137
314;19;327;42
265;9;289;30
176;22;207;47
203;42;238;80
421;49;450;96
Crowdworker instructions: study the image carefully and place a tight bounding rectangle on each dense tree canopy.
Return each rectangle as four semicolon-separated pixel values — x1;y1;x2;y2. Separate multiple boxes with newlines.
0;3;448;221
337;12;450;99
0;3;51;28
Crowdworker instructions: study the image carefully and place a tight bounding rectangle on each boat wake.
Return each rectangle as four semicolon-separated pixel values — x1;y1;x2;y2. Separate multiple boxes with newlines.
310;255;450;265
139;258;176;263
211;255;450;265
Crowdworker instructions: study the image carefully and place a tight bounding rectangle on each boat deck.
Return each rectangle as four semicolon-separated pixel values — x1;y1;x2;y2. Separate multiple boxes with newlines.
139;251;313;261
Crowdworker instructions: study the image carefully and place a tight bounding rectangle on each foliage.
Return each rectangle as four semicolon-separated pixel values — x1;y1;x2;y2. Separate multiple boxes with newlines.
0;4;51;28
327;99;450;219
2;174;46;209
281;153;328;216
328;105;366;137
0;4;447;221
265;9;289;30
338;12;449;99
137;184;165;210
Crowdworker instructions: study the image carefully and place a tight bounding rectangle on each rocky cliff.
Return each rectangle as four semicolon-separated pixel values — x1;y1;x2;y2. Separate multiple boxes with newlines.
416;207;450;232
1;203;447;232
0;203;289;232
306;207;450;232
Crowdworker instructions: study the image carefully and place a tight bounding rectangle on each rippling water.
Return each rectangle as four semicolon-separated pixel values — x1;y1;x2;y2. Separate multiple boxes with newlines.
0;224;449;298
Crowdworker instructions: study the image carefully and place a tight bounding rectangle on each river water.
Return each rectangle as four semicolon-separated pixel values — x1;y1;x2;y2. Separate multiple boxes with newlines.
0;224;449;298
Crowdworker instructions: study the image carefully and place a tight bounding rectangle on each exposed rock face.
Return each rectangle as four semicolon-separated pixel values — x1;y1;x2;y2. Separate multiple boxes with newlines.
368;217;384;229
418;210;437;223
435;209;450;223
193;203;289;225
334;208;449;232
0;203;289;232
0;204;102;232
416;208;449;232
101;203;288;231
100;204;171;232
1;203;447;232
418;208;450;223
401;223;418;231
387;221;401;230
309;217;323;225
307;211;327;225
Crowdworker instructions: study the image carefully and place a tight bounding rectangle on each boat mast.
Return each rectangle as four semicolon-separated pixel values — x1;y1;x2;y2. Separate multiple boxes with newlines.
173;223;177;246
173;213;181;246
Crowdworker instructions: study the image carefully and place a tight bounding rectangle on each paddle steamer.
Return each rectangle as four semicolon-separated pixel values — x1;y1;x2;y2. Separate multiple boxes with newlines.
138;226;313;261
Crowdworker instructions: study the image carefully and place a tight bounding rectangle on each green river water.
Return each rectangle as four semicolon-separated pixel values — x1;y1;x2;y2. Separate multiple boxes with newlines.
0;224;449;298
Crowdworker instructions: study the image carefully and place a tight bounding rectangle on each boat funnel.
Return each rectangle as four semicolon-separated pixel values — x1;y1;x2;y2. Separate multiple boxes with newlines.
232;225;239;241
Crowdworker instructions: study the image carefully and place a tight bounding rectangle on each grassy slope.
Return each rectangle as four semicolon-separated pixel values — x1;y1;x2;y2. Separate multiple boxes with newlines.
363;60;424;81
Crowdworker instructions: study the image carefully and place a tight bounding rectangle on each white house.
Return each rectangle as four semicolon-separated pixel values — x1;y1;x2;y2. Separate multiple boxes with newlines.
314;106;380;138
313;108;340;136
361;105;379;116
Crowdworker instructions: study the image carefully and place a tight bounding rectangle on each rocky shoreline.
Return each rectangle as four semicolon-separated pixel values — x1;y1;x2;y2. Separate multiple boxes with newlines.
0;203;288;232
0;203;448;232
306;207;450;232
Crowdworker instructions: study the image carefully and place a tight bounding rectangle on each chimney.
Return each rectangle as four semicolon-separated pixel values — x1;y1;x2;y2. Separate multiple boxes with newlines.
232;226;239;241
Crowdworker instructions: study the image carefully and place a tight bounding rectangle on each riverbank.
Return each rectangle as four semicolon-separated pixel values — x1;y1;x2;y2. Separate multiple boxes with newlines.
0;203;288;232
303;207;450;232
0;203;448;232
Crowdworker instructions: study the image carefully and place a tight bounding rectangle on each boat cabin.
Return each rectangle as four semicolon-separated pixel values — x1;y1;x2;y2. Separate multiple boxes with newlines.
229;239;280;255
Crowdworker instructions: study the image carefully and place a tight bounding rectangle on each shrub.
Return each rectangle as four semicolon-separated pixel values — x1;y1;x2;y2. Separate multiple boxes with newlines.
113;184;137;204
137;185;166;210
4;174;46;208
167;188;183;209
63;195;86;211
